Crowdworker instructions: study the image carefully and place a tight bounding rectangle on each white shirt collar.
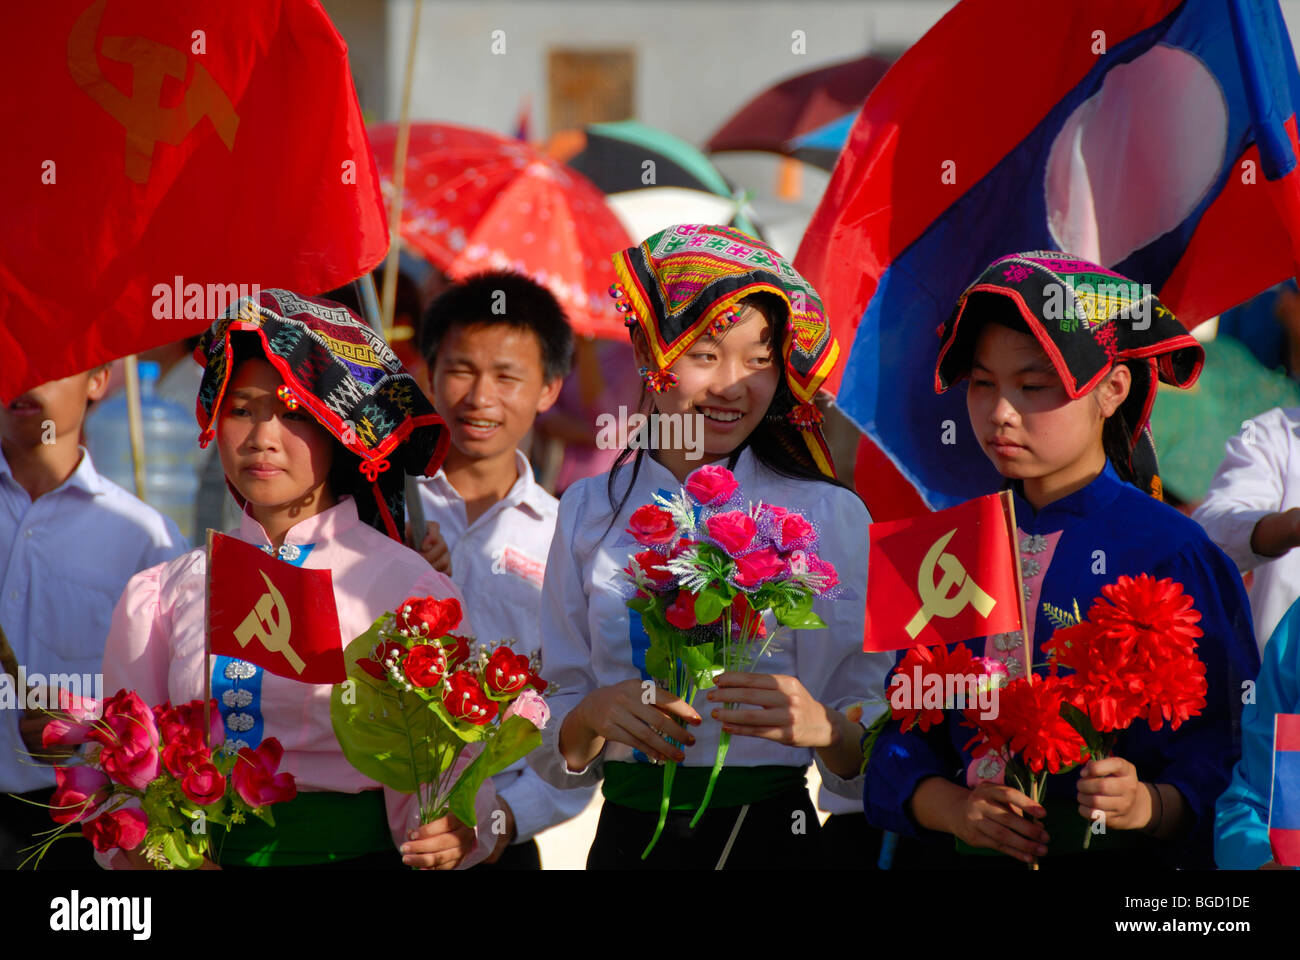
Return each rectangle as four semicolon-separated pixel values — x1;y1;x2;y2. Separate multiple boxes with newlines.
431;449;551;520
0;443;108;498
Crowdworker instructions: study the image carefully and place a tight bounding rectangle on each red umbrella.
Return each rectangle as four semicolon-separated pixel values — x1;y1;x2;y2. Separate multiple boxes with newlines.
368;122;632;339
706;55;892;159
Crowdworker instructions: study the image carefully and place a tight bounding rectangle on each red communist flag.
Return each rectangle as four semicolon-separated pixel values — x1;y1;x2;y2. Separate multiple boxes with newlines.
0;0;388;403
865;492;1022;653
208;533;345;684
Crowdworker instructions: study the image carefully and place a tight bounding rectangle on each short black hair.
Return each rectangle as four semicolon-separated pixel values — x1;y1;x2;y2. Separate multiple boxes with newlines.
419;271;574;382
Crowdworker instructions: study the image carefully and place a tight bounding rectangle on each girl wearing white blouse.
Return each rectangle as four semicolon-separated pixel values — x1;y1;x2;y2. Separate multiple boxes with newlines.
528;224;891;869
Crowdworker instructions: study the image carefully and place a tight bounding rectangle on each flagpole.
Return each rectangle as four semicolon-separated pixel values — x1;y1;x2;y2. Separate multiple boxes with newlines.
999;491;1032;681
380;0;424;336
204;529;214;751
123;354;147;500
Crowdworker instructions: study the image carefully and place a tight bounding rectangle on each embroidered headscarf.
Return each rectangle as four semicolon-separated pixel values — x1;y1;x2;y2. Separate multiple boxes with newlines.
935;251;1205;498
193;289;450;541
610;223;840;477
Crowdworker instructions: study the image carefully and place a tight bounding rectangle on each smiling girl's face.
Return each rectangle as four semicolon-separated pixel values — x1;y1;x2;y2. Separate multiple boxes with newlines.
216;357;337;512
965;321;1129;506
634;300;782;477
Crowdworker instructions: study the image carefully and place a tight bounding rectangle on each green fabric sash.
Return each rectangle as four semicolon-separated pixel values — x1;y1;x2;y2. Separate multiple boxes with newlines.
214;789;393;867
602;762;806;813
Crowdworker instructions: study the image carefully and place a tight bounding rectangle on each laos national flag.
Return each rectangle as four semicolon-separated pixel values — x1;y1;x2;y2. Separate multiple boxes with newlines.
797;0;1300;515
1270;713;1300;866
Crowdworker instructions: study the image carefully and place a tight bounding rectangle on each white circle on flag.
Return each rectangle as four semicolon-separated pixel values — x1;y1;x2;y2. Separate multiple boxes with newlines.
1044;43;1228;267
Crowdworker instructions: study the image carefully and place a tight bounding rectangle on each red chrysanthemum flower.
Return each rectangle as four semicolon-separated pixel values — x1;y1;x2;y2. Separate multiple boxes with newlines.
1046;574;1208;735
889;642;977;734
965;676;1085;775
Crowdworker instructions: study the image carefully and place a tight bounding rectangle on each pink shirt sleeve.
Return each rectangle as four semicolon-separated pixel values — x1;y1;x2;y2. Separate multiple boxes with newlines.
101;560;175;708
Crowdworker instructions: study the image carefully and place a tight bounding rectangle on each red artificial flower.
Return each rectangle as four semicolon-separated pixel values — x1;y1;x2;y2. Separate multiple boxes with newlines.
396;596;463;638
403;643;449;689
41;692;101;749
441;635;473;668
161;740;209;779
889;643;978;734
729;594;766;639
705;511;757;555
733;546;785;588
684;464;740;505
626;550;674;589
82;808;148;853
231;738;297;807
484;647;532;697
668;538;697;561
50;766;111;825
90;690;160;791
966;676;1085;775
442;671;499;725
358;639;406;681
627;505;676;545
153;699;224;751
775;513;814;550
1045;574;1208;734
1088;574;1203;656
180;762;227;806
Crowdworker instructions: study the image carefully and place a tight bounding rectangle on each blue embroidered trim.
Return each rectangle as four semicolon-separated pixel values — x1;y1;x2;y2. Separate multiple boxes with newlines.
212;542;315;754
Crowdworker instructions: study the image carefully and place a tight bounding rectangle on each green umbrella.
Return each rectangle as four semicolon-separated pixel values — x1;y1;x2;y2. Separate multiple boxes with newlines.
1150;334;1300;503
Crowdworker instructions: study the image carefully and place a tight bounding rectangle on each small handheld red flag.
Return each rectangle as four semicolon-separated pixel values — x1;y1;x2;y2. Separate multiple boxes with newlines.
865;492;1023;653
207;533;346;684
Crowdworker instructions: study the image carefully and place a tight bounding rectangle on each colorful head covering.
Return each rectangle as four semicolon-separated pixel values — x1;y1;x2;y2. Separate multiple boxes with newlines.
193;289;450;541
935;251;1205;498
610;223;840;476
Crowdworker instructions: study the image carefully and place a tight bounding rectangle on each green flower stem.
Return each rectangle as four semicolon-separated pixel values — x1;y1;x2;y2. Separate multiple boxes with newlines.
641;760;677;860
689;728;730;828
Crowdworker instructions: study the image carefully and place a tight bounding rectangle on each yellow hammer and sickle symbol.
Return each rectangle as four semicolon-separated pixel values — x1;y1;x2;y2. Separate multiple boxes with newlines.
67;0;239;185
233;570;305;675
904;528;997;639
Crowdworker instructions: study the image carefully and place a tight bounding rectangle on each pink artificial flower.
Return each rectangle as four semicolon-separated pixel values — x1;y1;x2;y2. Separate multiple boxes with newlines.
91;690;160;790
806;553;840;593
705;511;757;556
776;513;814;549
231;738;297;807
154;699;224;752
50;766;111;824
627;505;676;545
82;807;148;853
734;547;785;588
503;689;551;730
684;464;740;505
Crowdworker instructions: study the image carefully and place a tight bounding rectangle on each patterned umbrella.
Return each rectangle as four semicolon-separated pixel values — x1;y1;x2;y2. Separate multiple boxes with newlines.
369;122;632;339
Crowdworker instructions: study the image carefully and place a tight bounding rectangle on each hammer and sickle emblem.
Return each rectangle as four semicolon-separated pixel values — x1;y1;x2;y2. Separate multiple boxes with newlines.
233;570;305;675
67;0;239;184
904;529;997;639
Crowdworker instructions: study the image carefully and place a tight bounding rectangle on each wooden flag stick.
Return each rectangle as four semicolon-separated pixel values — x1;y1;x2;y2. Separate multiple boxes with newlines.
380;0;424;335
204;529;214;751
999;491;1032;681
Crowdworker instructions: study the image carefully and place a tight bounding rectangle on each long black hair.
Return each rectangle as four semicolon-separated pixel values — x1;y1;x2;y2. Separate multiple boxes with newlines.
602;293;849;533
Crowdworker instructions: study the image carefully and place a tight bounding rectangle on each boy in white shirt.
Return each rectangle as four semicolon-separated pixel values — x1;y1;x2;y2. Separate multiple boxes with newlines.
0;366;186;868
1193;406;1300;653
410;271;596;869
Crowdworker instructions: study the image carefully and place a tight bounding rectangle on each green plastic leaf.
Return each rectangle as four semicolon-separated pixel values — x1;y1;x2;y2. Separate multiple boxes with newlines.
447;716;542;826
771;592;826;630
161;829;205;869
693;590;727;626
330;617;475;792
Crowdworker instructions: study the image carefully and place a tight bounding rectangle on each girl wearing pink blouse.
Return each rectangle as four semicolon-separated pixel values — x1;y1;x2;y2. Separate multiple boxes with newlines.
99;290;496;870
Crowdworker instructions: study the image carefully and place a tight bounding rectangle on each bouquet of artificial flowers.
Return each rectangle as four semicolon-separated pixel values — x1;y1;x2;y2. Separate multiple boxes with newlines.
619;463;839;857
330;595;550;830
